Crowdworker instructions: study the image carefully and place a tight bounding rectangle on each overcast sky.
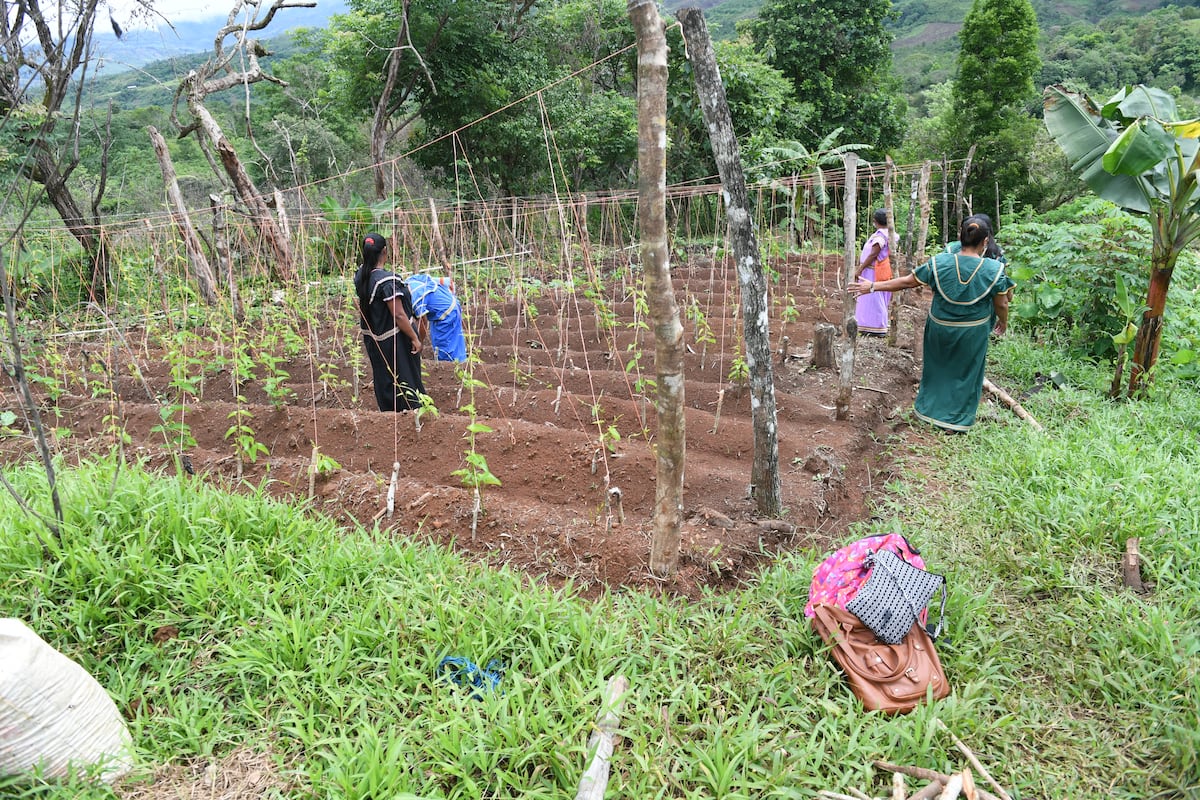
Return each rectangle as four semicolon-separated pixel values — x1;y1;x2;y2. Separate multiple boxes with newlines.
106;0;220;28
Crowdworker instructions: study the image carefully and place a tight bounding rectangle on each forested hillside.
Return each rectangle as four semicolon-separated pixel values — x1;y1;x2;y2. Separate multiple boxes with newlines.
680;0;1200;103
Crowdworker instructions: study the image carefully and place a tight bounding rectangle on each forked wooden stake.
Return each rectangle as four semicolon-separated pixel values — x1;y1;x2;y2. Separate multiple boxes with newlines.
712;388;725;433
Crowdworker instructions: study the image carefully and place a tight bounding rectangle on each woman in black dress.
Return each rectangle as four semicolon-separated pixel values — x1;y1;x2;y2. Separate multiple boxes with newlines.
353;232;425;411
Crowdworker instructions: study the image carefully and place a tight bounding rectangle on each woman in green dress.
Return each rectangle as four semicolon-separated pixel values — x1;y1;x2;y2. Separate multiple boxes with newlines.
849;216;1014;432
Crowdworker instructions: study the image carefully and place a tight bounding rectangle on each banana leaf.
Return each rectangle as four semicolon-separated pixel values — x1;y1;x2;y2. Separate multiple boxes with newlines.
1164;119;1200;139
1103;118;1174;176
1044;85;1152;213
1101;85;1177;124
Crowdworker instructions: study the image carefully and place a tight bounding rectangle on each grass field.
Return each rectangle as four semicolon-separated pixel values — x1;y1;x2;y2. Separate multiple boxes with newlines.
1;333;1198;799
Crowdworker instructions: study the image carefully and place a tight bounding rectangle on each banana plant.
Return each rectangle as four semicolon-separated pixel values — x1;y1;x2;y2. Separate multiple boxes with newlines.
1043;84;1200;397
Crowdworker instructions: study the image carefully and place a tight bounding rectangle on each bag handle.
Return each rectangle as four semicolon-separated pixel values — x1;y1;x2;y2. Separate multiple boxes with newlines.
869;550;947;639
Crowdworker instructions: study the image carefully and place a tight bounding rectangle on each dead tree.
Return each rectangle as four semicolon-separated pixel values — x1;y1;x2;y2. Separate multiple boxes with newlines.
629;0;685;578
677;7;781;517
0;0;125;302
171;0;314;282
370;0;437;199
148;127;221;305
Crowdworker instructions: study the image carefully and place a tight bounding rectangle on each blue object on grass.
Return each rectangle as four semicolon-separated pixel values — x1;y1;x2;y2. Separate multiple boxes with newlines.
437;656;505;699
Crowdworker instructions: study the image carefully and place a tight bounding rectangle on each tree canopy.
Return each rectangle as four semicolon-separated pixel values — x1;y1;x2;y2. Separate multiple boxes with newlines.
749;0;906;156
949;0;1041;210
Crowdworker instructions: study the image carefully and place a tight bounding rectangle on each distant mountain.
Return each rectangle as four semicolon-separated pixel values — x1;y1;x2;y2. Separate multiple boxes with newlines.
92;0;347;78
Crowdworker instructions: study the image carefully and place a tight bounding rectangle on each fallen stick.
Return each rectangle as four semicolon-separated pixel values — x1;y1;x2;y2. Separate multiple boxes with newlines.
982;377;1043;431
817;792;863;800
907;782;945;800
856;385;890;395
873;763;1001;800
575;676;631;800
938;772;963;800
892;772;906;800
935;721;1014;800
407;491;434;511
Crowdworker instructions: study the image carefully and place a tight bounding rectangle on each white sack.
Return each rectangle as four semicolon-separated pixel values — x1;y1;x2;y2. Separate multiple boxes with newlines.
0;618;134;783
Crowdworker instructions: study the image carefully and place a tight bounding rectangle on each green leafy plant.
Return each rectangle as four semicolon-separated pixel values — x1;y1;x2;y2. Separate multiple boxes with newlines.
0;410;20;437
1043;83;1200;396
225;405;269;467
150;404;197;451
728;354;749;386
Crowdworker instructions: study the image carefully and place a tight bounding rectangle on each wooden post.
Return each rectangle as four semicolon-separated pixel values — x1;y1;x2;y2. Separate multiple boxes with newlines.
148;126;220;305
574;676;631;800
883;157;901;346
953;144;977;232
912;162;932;360
836;153;859;421
677;7;781;516
1122;537;1144;592
629;0;685;577
429;197;453;273
209;194;243;322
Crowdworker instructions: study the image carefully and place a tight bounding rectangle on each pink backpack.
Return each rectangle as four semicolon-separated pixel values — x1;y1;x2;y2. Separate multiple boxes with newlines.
805;533;927;618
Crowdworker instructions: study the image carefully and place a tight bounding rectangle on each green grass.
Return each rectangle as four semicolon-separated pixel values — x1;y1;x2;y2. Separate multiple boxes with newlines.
1;333;1198;799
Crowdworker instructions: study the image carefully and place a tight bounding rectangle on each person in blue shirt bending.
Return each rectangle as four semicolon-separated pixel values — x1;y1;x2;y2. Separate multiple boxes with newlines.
406;272;468;362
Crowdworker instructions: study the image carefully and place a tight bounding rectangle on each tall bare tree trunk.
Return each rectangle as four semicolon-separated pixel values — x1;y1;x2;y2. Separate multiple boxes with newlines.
371;0;412;199
31;153;111;303
836;153;859;421
211;195;244;322
148;127;220;305
185;100;295;282
677;7;780;517
629;0;685;577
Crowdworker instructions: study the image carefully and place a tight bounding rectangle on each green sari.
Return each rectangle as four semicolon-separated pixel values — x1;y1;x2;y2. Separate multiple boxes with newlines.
912;253;1015;432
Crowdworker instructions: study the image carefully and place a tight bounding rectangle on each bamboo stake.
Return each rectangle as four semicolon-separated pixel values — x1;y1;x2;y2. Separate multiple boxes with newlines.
982;377;1043;431
574;676;631;800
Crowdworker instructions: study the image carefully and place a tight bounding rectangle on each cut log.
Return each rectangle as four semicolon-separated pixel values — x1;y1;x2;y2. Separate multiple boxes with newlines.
575;676;631;800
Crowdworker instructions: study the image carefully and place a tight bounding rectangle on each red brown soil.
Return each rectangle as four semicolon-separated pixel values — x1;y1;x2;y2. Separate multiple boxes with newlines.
10;255;930;599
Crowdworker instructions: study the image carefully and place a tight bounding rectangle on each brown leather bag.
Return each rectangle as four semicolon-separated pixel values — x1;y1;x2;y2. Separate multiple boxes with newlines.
811;603;950;715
